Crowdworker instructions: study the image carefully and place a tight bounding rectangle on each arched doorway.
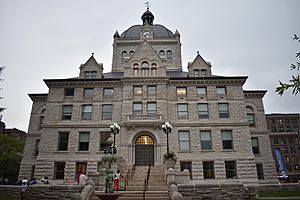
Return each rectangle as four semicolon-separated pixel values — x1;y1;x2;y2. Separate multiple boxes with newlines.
135;135;154;166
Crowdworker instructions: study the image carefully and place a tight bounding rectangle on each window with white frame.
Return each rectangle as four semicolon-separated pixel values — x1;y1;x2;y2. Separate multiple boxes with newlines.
81;105;92;120
221;130;233;149
177;104;188;119
198;103;209;119
200;130;212;150
179;131;190;151
218;103;230;118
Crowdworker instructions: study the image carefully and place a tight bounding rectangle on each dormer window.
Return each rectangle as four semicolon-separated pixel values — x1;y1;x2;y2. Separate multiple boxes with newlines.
84;71;97;78
91;71;97;78
200;69;207;77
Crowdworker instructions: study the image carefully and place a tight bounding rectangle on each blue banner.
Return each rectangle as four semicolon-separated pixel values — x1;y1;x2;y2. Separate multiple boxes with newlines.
274;148;287;178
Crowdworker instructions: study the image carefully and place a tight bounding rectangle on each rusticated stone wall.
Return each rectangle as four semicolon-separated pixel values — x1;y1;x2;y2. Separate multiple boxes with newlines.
177;183;258;200
0;185;83;200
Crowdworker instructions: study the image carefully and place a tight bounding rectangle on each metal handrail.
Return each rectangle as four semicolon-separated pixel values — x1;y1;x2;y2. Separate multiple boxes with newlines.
142;164;151;200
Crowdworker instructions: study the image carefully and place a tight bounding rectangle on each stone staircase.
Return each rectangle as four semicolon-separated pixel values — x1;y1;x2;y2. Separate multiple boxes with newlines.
91;165;170;200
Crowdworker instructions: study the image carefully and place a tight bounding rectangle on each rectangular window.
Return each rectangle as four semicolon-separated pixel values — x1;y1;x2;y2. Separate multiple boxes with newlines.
180;162;193;179
216;86;226;95
179;131;190;151
286;165;291;172
35;139;40;156
247;113;255;126
200;69;207;77
99;132;111;151
62;105;73;120
203;161;214;179
58;132;69;151
84;71;90;78
176;87;186;95
273;138;279;144
294;164;299;171
133;102;143;115
81;105;92;120
200;130;212;150
282;147;288;153
91;71;97;78
147;102;157;115
65;88;74;96
292;156;298;162
194;70;199;77
84;88;94;96
198;103;209;119
54;162;65;180
256;163;264;180
104;88;114;97
225;161;237;179
147;86;156;96
196;87;207;96
79;132;90;151
218;103;230;118
134;86;142;95
177;104;188;119
291;147;296;153
221;130;233;149
102;104;113;120
251;137;260;154
284;156;290;163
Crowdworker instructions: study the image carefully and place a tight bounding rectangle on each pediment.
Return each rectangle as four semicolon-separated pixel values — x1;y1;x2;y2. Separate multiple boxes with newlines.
190;53;210;68
127;40;164;66
80;54;102;71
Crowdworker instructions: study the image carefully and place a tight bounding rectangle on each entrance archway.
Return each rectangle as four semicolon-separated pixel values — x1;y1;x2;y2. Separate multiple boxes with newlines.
135;135;154;166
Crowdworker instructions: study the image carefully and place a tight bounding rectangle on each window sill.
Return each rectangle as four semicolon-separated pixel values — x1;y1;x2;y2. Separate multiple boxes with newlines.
76;151;90;154
221;149;236;152
178;150;192;153
199;150;214;152
55;151;69;153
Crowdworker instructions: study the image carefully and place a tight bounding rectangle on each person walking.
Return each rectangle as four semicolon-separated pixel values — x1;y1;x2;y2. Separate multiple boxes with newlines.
114;169;123;192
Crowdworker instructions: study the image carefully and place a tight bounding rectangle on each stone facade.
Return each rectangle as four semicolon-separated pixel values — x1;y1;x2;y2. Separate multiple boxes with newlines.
19;8;276;186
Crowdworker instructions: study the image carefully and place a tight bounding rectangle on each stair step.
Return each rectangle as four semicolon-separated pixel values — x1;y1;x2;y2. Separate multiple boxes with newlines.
93;191;170;200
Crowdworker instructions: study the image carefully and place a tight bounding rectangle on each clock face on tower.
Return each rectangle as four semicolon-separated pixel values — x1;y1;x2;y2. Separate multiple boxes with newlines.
143;31;151;38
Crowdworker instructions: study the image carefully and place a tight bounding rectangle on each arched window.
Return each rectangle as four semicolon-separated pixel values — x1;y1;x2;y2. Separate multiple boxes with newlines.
129;51;134;57
39;109;46;130
159;50;165;57
133;68;139;76
151;63;157;76
142;62;149;68
121;51;127;64
166;50;172;64
246;106;255;127
136;135;154;145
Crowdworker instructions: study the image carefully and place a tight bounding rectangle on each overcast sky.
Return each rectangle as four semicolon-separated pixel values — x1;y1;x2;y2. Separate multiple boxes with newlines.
1;0;300;131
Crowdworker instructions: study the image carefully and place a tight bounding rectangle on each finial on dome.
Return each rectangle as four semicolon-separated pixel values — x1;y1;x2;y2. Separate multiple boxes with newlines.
145;2;151;10
142;3;154;25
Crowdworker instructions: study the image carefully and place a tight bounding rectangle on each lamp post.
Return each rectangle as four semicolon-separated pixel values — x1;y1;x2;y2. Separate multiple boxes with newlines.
110;122;120;154
162;122;172;154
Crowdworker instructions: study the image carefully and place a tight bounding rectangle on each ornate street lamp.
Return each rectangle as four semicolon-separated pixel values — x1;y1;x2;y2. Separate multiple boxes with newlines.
162;122;172;154
110;122;120;154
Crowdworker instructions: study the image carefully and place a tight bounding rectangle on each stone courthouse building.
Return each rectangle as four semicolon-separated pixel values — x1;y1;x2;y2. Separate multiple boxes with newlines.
19;8;276;185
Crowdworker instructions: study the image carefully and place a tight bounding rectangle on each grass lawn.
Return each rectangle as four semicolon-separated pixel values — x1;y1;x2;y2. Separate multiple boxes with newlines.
0;196;19;200
259;190;300;197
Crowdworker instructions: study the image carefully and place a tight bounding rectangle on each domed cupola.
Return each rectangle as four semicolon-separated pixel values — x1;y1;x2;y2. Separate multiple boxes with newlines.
141;8;154;25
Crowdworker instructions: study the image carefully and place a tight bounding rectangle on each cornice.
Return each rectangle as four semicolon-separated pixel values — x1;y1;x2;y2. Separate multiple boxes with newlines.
44;79;122;88
244;90;267;98
121;77;169;85
28;94;48;101
169;78;246;86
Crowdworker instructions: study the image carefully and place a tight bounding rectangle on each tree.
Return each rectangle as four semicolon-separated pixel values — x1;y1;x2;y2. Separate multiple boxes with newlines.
276;35;300;95
0;134;23;184
276;34;300;95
